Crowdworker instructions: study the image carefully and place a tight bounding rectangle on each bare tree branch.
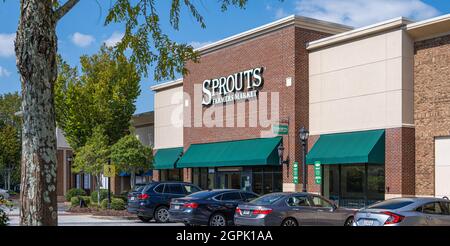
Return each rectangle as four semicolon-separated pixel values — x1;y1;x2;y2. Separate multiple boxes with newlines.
54;0;80;22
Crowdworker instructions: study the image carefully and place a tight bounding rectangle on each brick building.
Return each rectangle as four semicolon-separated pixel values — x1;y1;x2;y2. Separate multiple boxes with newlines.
55;111;154;201
151;14;450;208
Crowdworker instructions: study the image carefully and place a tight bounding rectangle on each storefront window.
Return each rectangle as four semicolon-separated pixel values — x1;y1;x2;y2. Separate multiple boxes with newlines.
159;169;183;181
322;164;385;208
252;166;282;195
367;165;385;202
191;166;282;194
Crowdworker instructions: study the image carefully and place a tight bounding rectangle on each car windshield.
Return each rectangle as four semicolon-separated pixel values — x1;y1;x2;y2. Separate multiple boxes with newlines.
187;191;216;199
248;194;285;205
368;199;414;210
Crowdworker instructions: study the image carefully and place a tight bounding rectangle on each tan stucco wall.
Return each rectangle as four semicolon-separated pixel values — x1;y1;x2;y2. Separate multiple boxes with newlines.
154;85;184;149
309;29;414;135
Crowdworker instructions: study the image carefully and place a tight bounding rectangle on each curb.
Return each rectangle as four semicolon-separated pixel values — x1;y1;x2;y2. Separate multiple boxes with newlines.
89;215;138;221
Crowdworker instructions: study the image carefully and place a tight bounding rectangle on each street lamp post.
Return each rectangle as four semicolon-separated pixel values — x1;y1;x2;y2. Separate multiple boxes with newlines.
107;159;111;209
299;127;309;192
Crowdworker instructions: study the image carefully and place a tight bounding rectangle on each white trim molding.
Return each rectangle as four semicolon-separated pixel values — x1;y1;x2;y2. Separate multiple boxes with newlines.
151;78;183;91
307;17;413;51
195;15;352;55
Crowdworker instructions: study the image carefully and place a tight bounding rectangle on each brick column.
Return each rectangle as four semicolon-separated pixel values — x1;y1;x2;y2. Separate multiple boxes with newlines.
152;170;160;182
183;168;192;183
385;127;415;199
306;135;320;193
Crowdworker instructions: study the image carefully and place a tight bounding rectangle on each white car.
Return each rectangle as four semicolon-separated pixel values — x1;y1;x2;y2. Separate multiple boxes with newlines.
0;189;9;200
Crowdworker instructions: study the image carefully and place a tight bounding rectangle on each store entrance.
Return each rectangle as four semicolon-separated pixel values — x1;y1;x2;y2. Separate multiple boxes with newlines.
217;172;241;189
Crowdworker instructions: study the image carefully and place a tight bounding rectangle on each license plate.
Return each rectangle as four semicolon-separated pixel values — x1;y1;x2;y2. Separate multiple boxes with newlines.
130;197;135;201
242;210;250;215
174;205;180;210
362;219;374;226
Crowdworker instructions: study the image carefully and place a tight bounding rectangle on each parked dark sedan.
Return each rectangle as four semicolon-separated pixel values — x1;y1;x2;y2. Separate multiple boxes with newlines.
127;183;149;214
136;181;201;223
234;192;356;226
169;189;259;226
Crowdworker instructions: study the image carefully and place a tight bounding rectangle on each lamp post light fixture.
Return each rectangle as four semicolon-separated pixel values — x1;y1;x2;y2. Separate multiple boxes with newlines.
277;142;290;176
299;127;309;192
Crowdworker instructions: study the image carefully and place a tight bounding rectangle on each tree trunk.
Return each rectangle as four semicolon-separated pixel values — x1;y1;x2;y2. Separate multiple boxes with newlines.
16;0;58;226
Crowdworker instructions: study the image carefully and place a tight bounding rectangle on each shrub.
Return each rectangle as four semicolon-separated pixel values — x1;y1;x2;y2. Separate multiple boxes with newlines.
70;196;80;207
0;198;9;226
0;208;8;226
100;198;108;210
111;198;126;211
80;196;91;206
65;188;86;202
113;194;127;203
91;189;109;204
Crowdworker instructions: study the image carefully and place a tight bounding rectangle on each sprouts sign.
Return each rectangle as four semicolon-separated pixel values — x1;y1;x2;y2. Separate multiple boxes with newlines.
202;67;264;106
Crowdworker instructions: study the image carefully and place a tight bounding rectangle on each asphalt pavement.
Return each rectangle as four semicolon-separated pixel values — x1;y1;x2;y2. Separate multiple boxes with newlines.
4;202;184;226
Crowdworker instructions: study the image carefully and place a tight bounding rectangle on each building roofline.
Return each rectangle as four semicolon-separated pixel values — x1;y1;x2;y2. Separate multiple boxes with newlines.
406;13;450;41
307;17;414;51
195;15;352;55
150;78;183;91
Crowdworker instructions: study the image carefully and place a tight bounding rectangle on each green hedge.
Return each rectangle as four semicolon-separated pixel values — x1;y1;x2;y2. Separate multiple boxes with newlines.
113;194;128;203
99;198;126;210
70;196;80;207
111;198;126;210
100;198;108;209
91;189;109;204
0;198;8;226
65;188;86;202
80;196;91;206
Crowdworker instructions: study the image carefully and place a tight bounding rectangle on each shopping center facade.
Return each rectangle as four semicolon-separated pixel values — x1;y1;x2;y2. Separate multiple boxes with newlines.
151;14;450;207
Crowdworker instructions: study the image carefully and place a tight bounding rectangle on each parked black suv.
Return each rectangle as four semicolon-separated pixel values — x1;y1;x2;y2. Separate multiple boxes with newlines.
127;183;150;214
136;181;201;223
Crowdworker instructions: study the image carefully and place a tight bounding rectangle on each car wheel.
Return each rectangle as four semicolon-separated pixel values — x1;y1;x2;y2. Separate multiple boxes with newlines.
155;206;170;223
138;216;151;223
344;216;354;226
281;218;298;226
209;213;227;226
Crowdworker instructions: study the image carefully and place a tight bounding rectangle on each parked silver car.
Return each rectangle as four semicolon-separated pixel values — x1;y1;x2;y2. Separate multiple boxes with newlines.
354;197;450;226
234;192;356;226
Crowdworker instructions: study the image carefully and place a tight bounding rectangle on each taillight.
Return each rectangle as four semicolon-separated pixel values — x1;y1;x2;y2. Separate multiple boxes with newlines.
235;207;242;214
183;202;199;209
252;208;272;215
383;211;404;225
138;194;149;200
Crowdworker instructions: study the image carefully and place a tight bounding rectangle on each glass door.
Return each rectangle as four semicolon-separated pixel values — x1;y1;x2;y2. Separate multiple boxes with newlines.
217;172;241;189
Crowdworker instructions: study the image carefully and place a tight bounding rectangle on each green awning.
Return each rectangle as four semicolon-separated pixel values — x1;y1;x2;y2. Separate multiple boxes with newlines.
177;137;282;168
154;147;184;170
306;130;385;165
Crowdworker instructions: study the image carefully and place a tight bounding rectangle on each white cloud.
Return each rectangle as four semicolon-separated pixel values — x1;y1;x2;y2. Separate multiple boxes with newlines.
104;31;124;47
0;33;15;57
275;8;289;19
189;41;214;49
71;32;95;47
294;0;440;27
0;66;11;77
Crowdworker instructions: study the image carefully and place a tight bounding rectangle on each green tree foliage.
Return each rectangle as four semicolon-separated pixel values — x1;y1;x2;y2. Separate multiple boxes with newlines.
55;46;140;150
0;93;21;189
110;133;153;188
105;0;248;79
72;127;110;205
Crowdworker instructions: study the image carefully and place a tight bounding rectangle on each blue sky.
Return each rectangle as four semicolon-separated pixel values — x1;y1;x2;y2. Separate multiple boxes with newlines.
0;0;449;114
